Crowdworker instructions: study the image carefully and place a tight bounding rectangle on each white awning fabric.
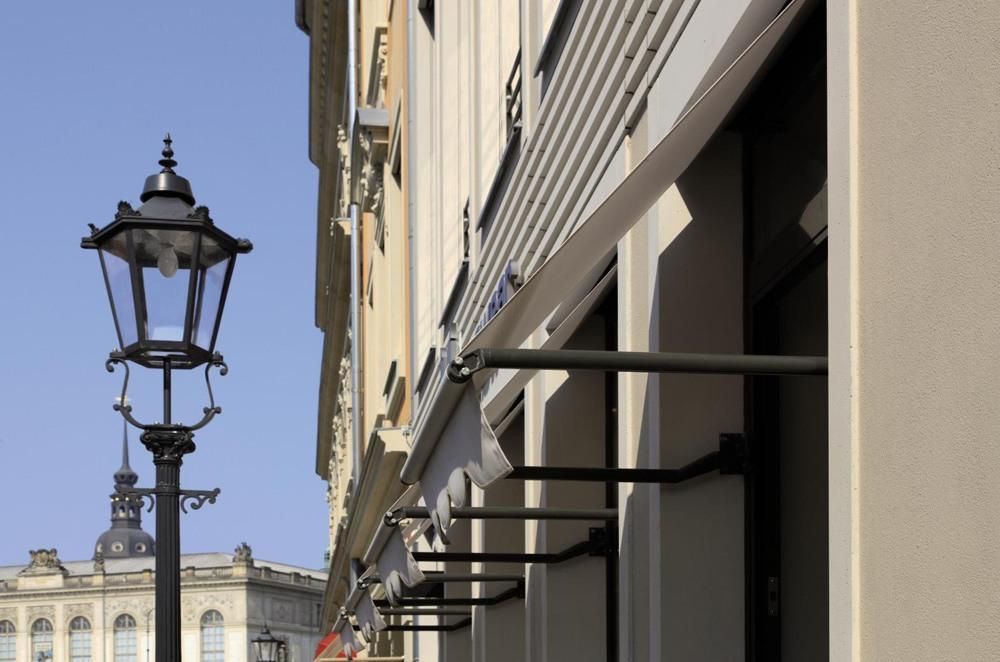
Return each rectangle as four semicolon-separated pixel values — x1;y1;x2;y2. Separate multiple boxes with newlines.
481;264;618;423
363;493;427;606
333;614;363;658
398;0;813;511
459;0;812;361
351;588;387;642
417;388;512;542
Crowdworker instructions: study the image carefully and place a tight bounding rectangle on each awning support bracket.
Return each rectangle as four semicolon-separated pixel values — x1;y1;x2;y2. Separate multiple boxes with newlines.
411;529;608;565
374;581;525;608
506;433;747;483
363;572;524;585
448;347;827;383
361;617;473;633
384;506;618;527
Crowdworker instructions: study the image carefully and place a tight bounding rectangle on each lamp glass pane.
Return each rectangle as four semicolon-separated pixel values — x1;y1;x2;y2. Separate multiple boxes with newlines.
193;236;231;350
253;639;279;662
100;232;138;347
131;228;197;342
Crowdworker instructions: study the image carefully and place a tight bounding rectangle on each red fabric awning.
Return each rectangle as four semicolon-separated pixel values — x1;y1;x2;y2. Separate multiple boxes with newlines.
314;632;348;660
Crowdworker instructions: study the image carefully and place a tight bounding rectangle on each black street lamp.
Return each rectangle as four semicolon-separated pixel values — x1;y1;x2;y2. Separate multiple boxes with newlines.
82;136;252;662
251;625;283;662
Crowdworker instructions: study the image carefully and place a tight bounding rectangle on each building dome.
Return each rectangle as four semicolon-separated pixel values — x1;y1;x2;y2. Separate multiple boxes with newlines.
95;526;155;558
93;423;155;560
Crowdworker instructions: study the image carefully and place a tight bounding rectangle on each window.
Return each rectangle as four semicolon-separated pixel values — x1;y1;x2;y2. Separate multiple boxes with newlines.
69;616;92;662
113;614;137;662
200;610;225;662
31;619;53;660
0;621;14;662
478;50;525;241
535;0;583;98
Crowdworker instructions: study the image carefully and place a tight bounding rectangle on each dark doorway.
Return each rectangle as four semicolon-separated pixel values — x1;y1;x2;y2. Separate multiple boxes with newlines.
737;4;829;660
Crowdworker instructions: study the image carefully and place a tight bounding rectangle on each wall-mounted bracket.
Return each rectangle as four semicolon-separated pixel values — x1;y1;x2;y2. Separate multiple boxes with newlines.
505;433;748;484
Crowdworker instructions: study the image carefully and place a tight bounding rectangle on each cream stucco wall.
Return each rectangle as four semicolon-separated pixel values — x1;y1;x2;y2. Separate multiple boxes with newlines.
828;1;1000;659
0;560;324;662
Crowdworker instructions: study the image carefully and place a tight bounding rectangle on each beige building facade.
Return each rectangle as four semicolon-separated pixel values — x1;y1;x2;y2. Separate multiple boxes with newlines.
297;0;415;658
0;549;324;662
298;0;1000;660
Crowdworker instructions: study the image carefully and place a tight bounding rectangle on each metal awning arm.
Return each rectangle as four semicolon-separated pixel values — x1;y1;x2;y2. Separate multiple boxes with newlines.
371;617;473;632
412;528;608;565
449;348;827;383
385;506;618;526
507;433;747;483
362;573;524;585
378;608;472;616
374;582;524;608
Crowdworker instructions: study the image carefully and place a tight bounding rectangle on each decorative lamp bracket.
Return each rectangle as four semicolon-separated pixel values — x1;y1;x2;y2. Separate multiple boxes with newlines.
106;352;229;433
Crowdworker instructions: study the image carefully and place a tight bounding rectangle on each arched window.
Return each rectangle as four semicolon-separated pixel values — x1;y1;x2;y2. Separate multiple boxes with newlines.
0;621;15;662
113;614;137;662
69;616;92;662
200;610;225;662
31;619;53;660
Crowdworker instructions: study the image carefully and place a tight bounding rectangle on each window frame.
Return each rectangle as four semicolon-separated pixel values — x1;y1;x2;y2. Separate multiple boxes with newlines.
113;613;138;662
31;618;54;660
69;615;92;662
199;609;225;662
0;620;15;662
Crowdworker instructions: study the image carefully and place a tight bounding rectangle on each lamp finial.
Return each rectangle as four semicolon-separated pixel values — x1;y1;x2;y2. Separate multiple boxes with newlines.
159;133;177;174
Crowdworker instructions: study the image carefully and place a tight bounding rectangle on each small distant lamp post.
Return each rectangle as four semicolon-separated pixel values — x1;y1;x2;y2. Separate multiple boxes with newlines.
81;135;252;662
252;625;282;662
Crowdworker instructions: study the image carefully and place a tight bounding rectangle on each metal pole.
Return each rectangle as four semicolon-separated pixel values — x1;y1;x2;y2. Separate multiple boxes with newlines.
377;608;472;617
390;506;618;521
450;348;828;382
154;458;181;661
154;358;182;662
604;311;619;662
420;573;524;583
374;584;524;608
506;461;719;483
163;358;172;424
380;618;473;632
412;535;602;565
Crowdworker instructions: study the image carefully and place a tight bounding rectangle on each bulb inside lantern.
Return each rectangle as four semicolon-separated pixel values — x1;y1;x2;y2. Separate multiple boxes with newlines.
157;245;179;278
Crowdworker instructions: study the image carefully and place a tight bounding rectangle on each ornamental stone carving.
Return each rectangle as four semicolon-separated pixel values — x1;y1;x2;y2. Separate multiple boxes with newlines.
20;549;67;576
271;598;294;623
65;603;94;621
26;606;55;622
106;597;153;620
378;37;389;94
233;542;254;566
182;592;233;624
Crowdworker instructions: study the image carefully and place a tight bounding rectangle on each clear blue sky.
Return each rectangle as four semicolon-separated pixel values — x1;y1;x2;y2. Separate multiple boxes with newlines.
0;3;328;569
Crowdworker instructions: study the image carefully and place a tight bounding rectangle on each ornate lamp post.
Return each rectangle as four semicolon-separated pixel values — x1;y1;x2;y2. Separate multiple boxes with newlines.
251;625;283;662
81;136;252;661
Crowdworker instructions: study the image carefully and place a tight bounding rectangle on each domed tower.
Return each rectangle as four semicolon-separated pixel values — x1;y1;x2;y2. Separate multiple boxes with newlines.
94;423;155;559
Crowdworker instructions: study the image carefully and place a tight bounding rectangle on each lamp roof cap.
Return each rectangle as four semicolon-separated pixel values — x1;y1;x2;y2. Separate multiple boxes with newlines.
140;134;195;205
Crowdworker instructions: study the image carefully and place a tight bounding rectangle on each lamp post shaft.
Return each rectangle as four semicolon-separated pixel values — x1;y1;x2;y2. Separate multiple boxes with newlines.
154;455;182;662
154;359;183;662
